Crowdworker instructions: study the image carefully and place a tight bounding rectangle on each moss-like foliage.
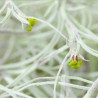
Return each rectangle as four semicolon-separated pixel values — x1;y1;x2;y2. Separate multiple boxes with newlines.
68;59;82;69
26;18;37;32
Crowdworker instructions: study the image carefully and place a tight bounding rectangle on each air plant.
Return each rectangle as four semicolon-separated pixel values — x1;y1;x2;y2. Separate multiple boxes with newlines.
0;0;98;98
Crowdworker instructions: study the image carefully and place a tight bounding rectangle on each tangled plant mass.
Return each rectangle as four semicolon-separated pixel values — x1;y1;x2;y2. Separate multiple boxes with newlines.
0;0;98;98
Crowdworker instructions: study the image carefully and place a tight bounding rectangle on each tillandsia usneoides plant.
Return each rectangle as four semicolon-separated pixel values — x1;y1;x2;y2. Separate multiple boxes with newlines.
0;0;98;98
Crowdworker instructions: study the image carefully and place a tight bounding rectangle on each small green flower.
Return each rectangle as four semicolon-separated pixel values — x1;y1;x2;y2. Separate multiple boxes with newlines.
68;59;82;69
26;18;37;32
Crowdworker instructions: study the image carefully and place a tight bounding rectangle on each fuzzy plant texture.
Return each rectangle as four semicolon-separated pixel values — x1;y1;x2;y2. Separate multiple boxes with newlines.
0;0;98;98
